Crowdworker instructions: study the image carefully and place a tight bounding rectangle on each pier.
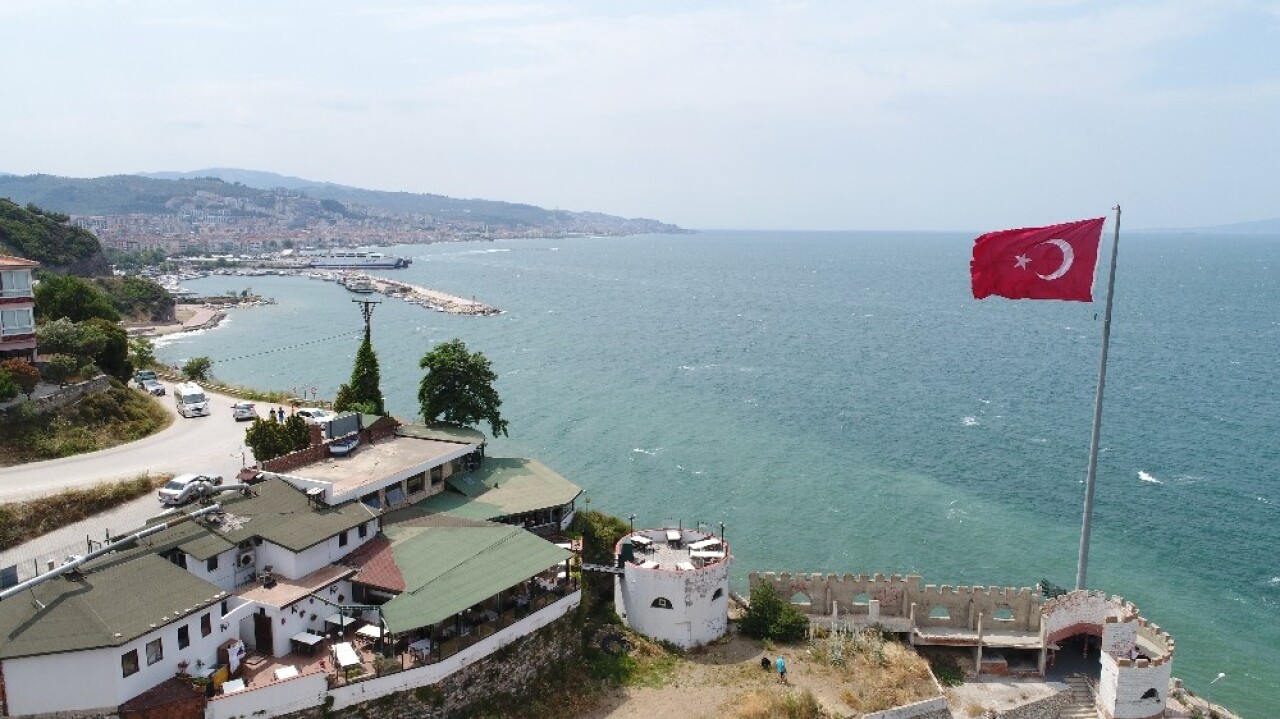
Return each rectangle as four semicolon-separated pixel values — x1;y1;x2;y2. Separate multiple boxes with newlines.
301;271;501;316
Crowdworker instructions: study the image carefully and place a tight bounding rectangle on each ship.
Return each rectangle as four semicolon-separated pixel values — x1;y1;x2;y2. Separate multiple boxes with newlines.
342;275;375;293
305;250;411;269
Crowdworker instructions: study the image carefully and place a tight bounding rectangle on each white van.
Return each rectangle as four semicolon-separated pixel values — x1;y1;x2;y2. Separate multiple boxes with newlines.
174;382;210;418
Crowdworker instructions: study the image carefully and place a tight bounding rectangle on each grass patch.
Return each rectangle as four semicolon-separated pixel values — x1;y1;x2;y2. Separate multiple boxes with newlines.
726;688;829;719
809;629;938;714
0;380;172;465
0;473;169;550
583;629;680;688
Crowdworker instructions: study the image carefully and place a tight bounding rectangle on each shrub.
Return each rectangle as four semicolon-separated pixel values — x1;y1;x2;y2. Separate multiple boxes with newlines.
740;582;810;643
0;370;17;402
930;657;965;687
182;356;212;381
0;359;40;397
41;353;80;385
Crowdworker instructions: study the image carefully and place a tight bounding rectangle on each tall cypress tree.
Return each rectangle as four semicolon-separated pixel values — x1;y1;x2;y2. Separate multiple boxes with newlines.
336;327;384;415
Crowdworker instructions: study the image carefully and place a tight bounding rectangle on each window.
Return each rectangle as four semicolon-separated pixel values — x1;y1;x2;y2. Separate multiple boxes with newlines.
221;600;228;616
929;606;951;620
358;522;368;538
178;625;190;649
430;465;443;485
712;588;724;600
145;638;163;665
207;555;218;572
200;613;212;637
790;592;811;606
853;592;871;606
651;597;673;609
406;472;425;494
338;530;348;547
0;270;31;297
121;649;140;677
992;606;1014;622
0;308;34;335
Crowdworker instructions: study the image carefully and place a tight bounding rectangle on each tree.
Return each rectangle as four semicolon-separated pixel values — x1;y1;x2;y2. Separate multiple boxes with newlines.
739;582;810;643
128;336;156;370
35;318;106;360
182;356;212;382
0;369;18;403
244;415;312;462
417;339;508;437
33;273;120;323
82;318;131;381
41;354;80;385
0;358;41;398
335;328;384;415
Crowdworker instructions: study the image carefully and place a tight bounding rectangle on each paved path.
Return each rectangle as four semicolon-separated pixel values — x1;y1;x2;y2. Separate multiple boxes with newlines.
0;383;264;582
0;384;260;503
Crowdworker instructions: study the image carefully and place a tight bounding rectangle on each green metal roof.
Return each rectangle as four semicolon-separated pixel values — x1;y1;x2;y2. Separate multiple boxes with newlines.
414;457;582;522
137;479;376;560
0;555;225;659
378;517;571;633
395;423;487;446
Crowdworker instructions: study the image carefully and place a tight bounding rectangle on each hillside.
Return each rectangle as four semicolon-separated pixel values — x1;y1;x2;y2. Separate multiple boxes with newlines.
0;198;109;274
1;171;686;234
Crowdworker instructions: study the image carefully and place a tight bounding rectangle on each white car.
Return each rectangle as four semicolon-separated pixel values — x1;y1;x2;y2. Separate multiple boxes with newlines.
295;408;335;425
157;473;223;506
231;402;257;421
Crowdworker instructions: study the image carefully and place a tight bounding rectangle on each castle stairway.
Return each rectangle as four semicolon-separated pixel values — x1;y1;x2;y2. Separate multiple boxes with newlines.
1060;674;1098;719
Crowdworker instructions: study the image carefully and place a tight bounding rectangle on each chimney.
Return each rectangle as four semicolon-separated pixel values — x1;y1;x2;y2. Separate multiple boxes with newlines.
309;424;323;447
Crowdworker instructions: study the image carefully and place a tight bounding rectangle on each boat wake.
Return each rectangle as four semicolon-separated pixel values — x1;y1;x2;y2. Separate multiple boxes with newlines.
1138;470;1163;485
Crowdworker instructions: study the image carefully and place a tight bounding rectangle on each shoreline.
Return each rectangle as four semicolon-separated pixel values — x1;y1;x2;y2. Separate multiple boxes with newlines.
299;270;501;316
125;304;227;338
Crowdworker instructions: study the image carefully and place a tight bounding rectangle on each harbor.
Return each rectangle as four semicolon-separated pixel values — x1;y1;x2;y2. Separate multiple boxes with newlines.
303;270;501;316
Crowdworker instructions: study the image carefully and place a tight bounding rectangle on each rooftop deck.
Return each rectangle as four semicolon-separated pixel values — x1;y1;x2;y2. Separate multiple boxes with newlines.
237;564;354;607
288;435;475;495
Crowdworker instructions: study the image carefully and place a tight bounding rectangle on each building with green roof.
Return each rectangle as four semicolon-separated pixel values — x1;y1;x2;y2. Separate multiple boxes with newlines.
413;457;583;534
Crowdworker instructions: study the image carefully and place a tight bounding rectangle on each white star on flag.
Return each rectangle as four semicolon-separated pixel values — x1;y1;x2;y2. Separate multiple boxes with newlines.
1014;253;1031;270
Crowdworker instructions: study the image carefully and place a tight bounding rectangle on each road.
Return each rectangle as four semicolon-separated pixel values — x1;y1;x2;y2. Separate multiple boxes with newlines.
0;385;261;503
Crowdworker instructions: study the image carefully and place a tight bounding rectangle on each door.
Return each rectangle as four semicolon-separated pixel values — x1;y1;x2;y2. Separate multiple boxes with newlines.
253;612;274;654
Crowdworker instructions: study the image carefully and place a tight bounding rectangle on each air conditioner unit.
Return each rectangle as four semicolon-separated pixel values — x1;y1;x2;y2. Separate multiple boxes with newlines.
238;550;256;567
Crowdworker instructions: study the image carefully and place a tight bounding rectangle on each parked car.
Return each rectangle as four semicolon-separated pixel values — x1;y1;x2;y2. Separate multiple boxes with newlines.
141;379;166;396
231;402;257;421
133;369;158;389
157;473;223;506
295;408;335;425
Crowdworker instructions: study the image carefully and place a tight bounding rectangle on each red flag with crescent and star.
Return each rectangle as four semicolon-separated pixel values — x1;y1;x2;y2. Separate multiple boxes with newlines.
970;217;1106;302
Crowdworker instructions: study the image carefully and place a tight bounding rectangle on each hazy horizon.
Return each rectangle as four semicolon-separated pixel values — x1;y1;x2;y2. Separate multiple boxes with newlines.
2;1;1278;232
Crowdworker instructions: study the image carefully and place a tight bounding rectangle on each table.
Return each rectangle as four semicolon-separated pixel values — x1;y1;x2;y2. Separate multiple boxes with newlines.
665;530;681;543
290;631;325;655
690;550;726;559
688;538;721;551
638;560;659;569
355;625;385;642
630;535;653;550
333;642;361;669
325;613;358;629
274;666;299;681
221;679;246;694
675;561;695;571
408;638;432;661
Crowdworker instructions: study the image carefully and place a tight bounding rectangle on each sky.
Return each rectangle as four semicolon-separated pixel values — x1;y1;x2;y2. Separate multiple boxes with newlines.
2;0;1278;231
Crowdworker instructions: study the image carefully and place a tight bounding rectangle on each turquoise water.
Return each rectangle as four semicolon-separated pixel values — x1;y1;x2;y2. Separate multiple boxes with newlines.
157;231;1279;715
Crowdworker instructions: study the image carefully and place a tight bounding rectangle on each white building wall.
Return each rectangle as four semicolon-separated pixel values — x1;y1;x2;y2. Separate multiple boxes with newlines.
206;672;327;719
1;601;233;715
616;560;729;649
328;445;474;505
287;522;377;579
1097;653;1173;719
256;541;298;579
185;548;238;592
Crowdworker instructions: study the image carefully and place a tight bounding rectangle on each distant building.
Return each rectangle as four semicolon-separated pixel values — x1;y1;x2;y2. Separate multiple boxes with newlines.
0;255;38;363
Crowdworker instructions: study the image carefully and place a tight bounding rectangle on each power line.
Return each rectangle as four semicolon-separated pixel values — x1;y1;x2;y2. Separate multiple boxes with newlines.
205;330;363;365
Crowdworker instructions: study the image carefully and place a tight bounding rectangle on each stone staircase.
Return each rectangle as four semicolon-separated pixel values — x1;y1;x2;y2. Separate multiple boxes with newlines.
1060;674;1097;719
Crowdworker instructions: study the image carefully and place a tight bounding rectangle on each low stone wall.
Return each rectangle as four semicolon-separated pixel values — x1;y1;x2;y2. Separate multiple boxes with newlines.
0;375;113;415
863;695;951;719
991;686;1071;719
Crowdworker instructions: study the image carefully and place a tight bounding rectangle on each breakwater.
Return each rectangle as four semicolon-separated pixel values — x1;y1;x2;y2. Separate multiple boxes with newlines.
301;271;500;316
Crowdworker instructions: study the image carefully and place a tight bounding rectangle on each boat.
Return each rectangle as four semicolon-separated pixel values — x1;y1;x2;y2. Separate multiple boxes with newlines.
344;276;375;294
305;250;411;269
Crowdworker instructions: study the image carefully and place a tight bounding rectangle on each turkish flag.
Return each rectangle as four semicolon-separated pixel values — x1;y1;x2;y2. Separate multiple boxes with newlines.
971;217;1106;301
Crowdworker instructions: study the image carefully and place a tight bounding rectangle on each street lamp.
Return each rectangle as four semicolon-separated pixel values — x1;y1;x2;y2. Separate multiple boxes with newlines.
1207;672;1225;717
628;514;635;534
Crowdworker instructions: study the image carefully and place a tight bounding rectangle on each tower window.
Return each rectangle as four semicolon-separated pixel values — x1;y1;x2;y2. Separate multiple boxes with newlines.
651;597;673;609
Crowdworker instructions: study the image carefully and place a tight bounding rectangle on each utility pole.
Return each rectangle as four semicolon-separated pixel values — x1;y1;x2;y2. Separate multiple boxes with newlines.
352;298;380;334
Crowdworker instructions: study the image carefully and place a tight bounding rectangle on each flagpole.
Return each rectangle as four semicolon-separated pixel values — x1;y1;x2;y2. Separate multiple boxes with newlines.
1075;205;1122;590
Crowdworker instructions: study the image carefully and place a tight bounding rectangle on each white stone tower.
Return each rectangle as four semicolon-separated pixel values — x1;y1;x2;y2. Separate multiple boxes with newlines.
613;527;731;649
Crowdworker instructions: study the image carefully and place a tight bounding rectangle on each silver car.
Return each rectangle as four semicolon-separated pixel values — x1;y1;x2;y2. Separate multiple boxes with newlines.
231;402;257;421
141;379;166;396
157;473;223;506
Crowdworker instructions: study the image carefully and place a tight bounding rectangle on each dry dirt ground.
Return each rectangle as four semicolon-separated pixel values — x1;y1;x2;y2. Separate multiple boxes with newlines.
571;633;1065;719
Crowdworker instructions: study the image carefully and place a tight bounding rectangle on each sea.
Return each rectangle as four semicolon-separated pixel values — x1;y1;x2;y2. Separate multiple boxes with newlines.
155;230;1279;716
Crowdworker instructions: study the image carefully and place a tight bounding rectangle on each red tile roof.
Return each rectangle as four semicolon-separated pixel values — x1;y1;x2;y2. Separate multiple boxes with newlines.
0;255;39;268
344;536;405;592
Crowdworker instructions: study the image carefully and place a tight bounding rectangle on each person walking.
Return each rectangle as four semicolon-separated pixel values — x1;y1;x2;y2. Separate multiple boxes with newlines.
776;655;787;684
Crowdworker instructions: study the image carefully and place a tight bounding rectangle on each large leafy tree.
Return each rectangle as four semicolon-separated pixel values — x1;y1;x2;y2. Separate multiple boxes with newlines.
334;328;384;415
182;356;212;382
82;318;131;381
33;273;120;323
417;339;508;437
128;336;156;370
243;414;310;462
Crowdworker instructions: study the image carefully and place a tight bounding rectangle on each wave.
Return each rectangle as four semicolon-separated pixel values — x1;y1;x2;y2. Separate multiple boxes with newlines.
632;447;659;456
1138;470;1163;485
962;416;979;426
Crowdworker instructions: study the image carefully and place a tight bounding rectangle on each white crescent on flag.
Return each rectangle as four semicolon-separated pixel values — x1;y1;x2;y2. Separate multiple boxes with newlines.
1035;238;1074;281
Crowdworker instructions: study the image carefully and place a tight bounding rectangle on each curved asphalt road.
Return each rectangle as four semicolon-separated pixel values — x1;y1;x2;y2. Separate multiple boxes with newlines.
0;385;260;503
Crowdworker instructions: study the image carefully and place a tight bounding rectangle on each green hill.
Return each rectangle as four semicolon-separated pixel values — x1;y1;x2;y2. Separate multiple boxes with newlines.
0;198;108;273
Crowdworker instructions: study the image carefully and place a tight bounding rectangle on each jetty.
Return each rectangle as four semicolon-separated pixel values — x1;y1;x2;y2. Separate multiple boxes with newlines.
301;270;501;316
